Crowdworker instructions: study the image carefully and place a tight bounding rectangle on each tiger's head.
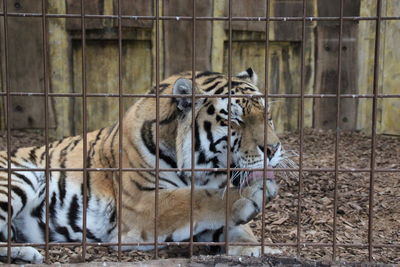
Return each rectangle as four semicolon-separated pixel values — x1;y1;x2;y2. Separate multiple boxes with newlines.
172;68;293;190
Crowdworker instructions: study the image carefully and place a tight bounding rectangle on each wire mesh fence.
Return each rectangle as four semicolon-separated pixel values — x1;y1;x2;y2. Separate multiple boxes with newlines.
0;0;399;264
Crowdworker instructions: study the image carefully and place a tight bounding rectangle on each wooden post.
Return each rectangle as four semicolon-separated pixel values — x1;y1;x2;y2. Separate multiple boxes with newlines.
313;0;361;130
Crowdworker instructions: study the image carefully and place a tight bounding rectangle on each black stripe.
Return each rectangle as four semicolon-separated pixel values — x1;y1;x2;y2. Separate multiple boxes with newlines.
0;201;13;217
195;121;201;151
109;125;119;167
86;230;102;242
12;172;35;191
160;177;179;188
140;120;177;168
204;80;223;91
177;172;188;186
131;180;155;191
28;146;40;163
203;121;218;153
31;199;44;219
68;195;82;233
12;186;27;215
49;192;57;221
55;226;78;242
214;86;225;95
196;71;221;79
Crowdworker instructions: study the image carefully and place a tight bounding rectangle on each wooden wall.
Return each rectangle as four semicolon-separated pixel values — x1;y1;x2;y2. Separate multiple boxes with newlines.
0;0;399;138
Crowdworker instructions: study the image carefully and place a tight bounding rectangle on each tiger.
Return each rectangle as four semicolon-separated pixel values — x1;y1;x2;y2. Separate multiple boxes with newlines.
0;68;293;263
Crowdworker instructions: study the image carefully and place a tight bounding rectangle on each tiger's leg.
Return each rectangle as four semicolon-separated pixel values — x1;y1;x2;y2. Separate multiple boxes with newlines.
118;178;278;251
0;174;44;263
195;224;282;256
194;178;282;256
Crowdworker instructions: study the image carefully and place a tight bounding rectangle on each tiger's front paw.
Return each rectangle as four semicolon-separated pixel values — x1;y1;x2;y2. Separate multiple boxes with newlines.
231;179;278;225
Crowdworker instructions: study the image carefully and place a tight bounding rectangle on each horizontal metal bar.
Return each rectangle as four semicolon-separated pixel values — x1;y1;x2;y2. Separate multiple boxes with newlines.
2;92;400;99
1;167;399;172
0;241;398;248
0;13;400;21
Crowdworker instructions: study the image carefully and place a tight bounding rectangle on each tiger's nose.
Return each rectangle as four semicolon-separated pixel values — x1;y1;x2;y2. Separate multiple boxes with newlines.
257;143;280;159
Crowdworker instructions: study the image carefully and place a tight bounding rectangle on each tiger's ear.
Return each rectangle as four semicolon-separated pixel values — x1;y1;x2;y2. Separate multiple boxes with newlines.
173;78;193;111
236;67;258;85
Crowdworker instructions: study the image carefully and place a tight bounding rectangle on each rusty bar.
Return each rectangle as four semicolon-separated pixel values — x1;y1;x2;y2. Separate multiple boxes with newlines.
117;0;123;260
368;0;382;262
41;0;51;262
261;0;271;255
189;0;196;258
1;0;12;262
1;167;399;173
224;0;233;255
154;0;160;259
296;0;307;257
80;0;88;261
1;12;400;22
0;241;398;248
332;0;344;261
1;91;400;99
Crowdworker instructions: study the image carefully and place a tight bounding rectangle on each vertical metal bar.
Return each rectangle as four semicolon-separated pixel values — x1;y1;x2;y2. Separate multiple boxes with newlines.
189;0;196;258
225;0;232;254
296;0;306;257
41;0;51;262
1;0;12;263
154;0;160;259
117;0;123;261
261;0;271;256
332;0;344;261
80;0;88;261
368;0;382;262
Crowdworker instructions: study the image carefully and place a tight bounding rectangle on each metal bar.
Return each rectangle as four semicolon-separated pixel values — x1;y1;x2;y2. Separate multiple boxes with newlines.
189;0;196;258
261;0;271;255
296;0;307;257
41;0;51;262
0;241;398;248
1;0;12;262
1;167;399;173
332;0;344;261
153;0;160;259
1;13;400;21
80;0;88;261
368;0;383;262
224;0;233;255
117;0;123;261
1;92;400;99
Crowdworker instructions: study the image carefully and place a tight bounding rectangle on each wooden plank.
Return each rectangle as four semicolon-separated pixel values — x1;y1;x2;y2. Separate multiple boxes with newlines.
313;0;361;130
71;40;152;134
317;0;361;17
226;0;266;32
66;0;105;30
5;0;56;129
222;0;314;40
112;0;153;28
380;2;400;135
163;0;212;76
313;23;358;130
5;0;41;13
273;0;308;41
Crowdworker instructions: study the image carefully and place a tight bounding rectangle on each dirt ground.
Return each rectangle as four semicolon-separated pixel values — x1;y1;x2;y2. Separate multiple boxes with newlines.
0;129;399;265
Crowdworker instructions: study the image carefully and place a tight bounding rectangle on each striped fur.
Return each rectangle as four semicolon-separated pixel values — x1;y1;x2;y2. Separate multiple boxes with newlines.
0;69;286;263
